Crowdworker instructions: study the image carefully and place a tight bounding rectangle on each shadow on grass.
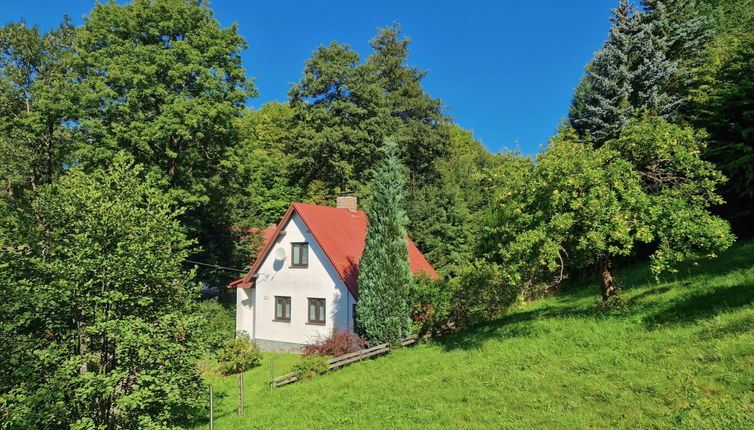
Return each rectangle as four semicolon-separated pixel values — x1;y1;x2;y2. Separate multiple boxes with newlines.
643;278;754;328
436;310;543;351
439;240;754;350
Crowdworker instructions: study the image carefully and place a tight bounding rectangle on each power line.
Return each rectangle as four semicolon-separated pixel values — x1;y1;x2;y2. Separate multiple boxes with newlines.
184;259;248;273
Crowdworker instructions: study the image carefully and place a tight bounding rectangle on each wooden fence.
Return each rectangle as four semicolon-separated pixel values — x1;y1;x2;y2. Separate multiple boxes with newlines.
270;335;417;388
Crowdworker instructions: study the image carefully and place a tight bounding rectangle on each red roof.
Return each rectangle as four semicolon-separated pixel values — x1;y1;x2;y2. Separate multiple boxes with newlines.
230;202;438;298
248;226;277;251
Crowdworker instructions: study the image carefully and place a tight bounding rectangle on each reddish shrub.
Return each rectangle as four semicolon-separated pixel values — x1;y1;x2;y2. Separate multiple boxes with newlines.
302;329;367;357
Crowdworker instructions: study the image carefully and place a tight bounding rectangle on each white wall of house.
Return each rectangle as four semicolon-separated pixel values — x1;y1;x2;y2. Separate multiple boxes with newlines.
235;212;355;351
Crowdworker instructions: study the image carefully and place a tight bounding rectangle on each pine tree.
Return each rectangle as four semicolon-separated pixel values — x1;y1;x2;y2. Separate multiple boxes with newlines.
355;139;413;345
570;0;636;144
365;23;451;181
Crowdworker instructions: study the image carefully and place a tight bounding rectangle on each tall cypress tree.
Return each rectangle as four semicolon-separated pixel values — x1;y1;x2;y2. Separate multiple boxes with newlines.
355;139;413;345
570;0;636;144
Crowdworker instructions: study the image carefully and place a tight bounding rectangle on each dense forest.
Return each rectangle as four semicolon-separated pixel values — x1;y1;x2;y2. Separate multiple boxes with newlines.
0;0;752;427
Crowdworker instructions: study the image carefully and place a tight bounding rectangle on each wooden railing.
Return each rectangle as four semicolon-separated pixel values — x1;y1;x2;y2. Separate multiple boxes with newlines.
270;335;417;388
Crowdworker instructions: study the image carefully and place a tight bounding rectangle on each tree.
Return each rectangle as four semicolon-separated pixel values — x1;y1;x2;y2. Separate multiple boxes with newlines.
485;117;733;301
637;0;713;119
0;18;78;199
692;9;754;235
406;126;500;275
287;41;385;198
355;140;413;344
485;130;649;301
72;0;254;270
287;24;451;199
570;0;713;142
365;23;451;182
607;115;735;276
0;155;207;428
631;7;681;119
570;0;636;144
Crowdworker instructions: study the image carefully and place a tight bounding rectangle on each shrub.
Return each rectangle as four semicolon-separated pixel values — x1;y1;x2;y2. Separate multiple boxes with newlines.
408;274;453;336
217;332;262;375
195;298;235;352
293;356;329;380
301;329;366;357
451;260;524;328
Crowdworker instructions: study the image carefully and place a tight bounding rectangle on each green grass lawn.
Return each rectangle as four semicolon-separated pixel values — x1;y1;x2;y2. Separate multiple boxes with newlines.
193;240;754;429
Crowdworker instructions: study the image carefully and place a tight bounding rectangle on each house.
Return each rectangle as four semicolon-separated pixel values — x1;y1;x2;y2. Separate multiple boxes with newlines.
229;196;438;352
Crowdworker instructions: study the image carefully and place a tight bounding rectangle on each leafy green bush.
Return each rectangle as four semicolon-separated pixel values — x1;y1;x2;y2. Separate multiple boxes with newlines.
451;260;524;328
293;356;329;380
217;332;262;376
195;299;235;352
408;274;453;336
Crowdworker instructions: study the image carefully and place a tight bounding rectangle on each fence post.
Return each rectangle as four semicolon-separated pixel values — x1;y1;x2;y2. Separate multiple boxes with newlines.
209;385;214;430
238;372;244;416
269;359;274;392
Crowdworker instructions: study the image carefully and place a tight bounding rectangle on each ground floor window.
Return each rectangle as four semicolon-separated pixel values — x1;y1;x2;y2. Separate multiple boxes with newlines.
308;298;326;324
275;296;291;321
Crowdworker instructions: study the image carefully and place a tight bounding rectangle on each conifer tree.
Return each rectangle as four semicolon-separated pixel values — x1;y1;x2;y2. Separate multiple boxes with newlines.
636;0;713;120
355;139;413;345
631;8;681;119
570;0;636;144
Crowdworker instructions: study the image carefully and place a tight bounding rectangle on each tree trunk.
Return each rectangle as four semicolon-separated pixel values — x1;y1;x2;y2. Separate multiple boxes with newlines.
599;255;616;301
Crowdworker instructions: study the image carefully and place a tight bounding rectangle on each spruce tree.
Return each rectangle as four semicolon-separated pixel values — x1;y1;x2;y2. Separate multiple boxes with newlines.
569;0;636;144
571;0;713;141
635;0;713;120
355;139;413;345
631;8;681;119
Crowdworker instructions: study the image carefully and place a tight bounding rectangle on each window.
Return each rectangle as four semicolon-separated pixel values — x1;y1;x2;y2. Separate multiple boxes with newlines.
352;303;357;327
308;298;326;324
291;242;308;267
274;296;291;321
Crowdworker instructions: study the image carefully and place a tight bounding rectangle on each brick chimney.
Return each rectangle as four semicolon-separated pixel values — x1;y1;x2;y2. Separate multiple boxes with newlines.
336;196;358;211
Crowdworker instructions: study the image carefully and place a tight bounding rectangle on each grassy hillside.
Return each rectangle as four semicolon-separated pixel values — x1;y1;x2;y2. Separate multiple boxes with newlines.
195;240;754;429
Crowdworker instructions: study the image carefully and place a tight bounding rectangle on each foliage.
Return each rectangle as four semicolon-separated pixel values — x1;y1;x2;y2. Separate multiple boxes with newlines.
570;0;713;144
301;329;366;358
192;240;754;429
292;356;329;381
407;275;453;336
217;332;262;376
73;0;254;286
287;24;450;198
195;299;236;352
485;117;733;301
406;126;501;275
693;32;754;235
451;260;523;328
0;155;206;429
0;17;78;199
569;0;636;143
355;140;413;345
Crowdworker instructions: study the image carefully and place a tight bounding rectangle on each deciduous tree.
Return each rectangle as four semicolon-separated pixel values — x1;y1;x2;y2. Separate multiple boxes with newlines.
0;155;207;428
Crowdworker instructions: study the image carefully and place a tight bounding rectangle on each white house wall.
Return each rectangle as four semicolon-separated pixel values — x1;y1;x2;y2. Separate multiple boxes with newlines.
236;212;355;351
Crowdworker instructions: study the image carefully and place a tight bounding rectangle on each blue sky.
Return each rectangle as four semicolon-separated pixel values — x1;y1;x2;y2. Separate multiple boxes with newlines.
3;0;617;155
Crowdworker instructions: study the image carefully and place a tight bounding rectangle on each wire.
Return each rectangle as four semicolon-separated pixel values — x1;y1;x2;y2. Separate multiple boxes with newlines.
184;259;248;273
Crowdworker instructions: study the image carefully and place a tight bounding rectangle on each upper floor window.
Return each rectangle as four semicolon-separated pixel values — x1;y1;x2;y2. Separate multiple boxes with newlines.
291;242;308;267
